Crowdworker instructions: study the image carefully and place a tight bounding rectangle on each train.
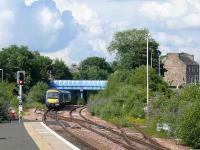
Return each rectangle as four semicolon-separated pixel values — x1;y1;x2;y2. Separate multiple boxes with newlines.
45;89;71;109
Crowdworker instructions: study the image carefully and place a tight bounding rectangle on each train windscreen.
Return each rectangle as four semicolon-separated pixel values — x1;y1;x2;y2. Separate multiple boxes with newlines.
47;92;59;99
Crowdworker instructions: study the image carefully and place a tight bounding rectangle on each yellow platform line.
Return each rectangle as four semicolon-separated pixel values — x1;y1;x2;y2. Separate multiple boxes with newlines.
24;122;53;150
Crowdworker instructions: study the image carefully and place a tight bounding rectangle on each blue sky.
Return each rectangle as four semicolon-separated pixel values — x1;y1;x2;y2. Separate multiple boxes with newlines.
0;0;200;65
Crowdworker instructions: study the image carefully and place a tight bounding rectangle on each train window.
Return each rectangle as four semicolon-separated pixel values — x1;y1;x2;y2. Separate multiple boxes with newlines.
47;92;59;99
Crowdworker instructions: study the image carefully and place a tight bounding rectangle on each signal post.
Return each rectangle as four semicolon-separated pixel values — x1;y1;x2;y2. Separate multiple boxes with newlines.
17;71;25;123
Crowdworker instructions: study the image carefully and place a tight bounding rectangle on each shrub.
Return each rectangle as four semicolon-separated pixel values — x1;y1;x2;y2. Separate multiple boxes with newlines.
77;98;85;105
0;82;17;122
177;101;200;148
0;100;9;122
174;85;200;148
27;81;48;104
88;66;170;126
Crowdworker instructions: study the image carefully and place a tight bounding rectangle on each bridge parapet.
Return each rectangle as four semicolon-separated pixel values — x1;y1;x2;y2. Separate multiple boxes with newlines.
50;80;108;90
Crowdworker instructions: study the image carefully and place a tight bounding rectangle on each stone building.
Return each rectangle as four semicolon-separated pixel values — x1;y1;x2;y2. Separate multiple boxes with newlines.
163;53;199;87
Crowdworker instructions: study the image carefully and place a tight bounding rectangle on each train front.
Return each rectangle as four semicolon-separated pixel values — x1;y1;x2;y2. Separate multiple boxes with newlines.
46;89;60;108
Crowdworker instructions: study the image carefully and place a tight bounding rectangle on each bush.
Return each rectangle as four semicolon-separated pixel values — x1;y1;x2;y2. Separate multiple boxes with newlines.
174;85;200;148
177;101;200;148
77;98;85;105
0;82;17;122
27;81;48;104
152;84;200;147
0;100;9;122
88;66;170;127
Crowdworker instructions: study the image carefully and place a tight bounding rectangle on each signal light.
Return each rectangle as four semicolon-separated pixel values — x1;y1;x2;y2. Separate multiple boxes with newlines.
19;80;23;85
17;71;25;85
19;73;24;85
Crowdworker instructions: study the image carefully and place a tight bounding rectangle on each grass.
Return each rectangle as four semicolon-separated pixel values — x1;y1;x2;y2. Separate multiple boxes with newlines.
141;125;169;138
108;117;129;127
97;114;170;138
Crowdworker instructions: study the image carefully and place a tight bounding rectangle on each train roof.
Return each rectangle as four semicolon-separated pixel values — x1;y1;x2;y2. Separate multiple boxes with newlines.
47;89;70;93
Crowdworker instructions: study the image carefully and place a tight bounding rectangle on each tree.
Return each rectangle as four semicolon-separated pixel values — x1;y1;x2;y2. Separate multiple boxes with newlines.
51;59;72;80
79;57;112;80
0;45;34;82
0;45;52;85
32;53;52;84
0;45;72;86
108;29;160;70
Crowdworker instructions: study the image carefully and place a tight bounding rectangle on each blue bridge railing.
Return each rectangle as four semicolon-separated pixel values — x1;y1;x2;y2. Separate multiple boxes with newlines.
50;80;108;90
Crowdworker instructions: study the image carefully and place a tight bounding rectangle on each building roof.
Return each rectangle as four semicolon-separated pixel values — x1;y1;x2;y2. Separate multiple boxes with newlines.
179;56;198;65
164;52;199;65
179;53;199;65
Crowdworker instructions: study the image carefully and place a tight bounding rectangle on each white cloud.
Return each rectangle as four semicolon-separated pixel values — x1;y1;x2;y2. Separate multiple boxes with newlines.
140;0;200;29
53;0;71;13
153;32;192;46
24;0;39;6
40;7;64;33
88;39;106;52
53;0;107;54
41;47;76;65
0;0;199;65
0;0;77;52
0;10;14;45
140;0;187;20
166;13;200;29
110;22;130;31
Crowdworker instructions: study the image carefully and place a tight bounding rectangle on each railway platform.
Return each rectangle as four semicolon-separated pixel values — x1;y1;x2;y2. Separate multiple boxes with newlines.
24;121;80;150
0;121;79;150
0;121;38;150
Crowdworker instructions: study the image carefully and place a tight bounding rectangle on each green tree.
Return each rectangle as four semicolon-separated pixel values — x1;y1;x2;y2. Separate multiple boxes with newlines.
27;81;49;104
0;45;53;85
79;57;112;80
0;45;34;82
51;59;72;80
32;53;52;84
0;45;72;86
108;29;160;70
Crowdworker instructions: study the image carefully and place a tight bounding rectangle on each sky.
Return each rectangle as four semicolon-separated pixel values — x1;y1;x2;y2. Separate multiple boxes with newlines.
0;0;200;65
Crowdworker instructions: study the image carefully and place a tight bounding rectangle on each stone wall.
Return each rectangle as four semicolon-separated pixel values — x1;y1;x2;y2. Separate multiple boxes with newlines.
163;53;186;86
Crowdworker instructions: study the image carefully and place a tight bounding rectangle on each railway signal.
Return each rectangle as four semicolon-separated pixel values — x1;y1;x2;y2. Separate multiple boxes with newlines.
16;71;25;123
17;71;25;85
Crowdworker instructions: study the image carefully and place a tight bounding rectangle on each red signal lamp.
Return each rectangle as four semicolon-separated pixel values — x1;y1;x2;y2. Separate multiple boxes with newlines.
19;80;24;85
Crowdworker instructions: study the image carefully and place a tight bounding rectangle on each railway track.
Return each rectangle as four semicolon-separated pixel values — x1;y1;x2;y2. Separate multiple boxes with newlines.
42;105;170;150
43;108;98;150
78;106;168;150
69;106;136;150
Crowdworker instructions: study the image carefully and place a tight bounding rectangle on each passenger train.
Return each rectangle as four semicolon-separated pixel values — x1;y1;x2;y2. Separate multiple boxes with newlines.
45;89;71;109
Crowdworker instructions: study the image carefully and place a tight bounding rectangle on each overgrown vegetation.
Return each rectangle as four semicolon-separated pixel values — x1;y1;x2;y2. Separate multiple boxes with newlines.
0;83;18;122
88;28;200;148
89;67;200;148
27;81;49;104
88;66;170;126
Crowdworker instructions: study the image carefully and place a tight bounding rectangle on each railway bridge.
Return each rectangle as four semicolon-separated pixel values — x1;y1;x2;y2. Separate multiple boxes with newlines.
50;80;108;99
